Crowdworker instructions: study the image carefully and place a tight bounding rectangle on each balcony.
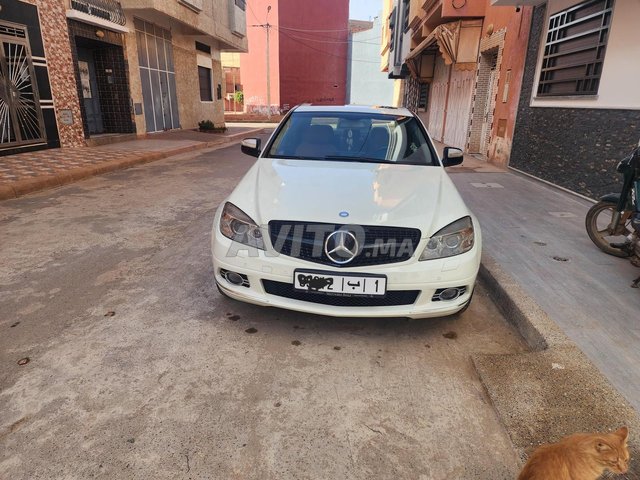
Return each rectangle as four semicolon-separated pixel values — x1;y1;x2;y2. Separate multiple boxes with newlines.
70;0;126;26
229;0;246;37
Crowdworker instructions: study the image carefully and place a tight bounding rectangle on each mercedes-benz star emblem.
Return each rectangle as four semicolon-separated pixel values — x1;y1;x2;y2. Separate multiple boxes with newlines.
325;230;359;265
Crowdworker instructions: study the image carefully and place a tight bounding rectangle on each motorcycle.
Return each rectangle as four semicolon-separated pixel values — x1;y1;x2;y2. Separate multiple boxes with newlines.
585;142;640;288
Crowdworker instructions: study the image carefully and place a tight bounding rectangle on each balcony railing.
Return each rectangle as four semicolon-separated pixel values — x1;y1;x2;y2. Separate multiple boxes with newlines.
70;0;126;26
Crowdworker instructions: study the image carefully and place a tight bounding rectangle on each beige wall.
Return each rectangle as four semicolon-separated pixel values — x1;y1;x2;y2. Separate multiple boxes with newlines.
530;0;640;109
120;0;247;52
174;36;225;129
123;6;230;134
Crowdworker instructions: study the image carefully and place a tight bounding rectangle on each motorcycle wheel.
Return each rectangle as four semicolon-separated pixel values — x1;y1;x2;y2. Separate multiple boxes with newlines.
585;201;632;258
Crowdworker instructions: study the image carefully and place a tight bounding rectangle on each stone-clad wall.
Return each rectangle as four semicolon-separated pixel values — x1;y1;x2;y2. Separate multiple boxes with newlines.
34;0;85;147
509;5;640;199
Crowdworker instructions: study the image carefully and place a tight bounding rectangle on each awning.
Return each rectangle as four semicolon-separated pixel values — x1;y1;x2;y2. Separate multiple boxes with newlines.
406;21;461;65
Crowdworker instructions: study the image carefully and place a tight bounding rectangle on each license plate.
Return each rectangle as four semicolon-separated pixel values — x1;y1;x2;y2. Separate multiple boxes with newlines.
294;270;387;296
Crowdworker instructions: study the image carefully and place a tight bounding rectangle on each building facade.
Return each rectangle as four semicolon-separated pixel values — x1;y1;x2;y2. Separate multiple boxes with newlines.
346;16;395;107
0;0;247;156
240;0;349;114
380;0;532;166
495;0;640;198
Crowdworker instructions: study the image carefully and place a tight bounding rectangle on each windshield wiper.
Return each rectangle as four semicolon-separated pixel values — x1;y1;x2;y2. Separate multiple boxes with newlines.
323;155;396;164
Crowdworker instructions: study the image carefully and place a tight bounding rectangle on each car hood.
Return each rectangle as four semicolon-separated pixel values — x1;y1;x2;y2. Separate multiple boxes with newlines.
228;159;471;237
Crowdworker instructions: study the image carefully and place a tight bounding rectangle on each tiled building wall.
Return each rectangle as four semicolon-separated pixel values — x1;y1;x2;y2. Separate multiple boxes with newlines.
33;0;85;147
509;6;640;199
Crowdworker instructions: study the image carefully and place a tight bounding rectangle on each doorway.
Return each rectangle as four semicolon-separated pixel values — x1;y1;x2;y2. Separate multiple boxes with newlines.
77;47;104;135
135;19;179;132
480;53;498;156
0;22;46;148
468;48;499;157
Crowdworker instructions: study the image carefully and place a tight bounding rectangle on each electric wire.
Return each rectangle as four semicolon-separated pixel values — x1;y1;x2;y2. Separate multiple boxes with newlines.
275;27;384;64
281;32;382;45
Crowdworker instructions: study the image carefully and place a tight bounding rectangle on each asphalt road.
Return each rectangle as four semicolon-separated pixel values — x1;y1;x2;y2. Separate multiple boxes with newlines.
1;137;526;479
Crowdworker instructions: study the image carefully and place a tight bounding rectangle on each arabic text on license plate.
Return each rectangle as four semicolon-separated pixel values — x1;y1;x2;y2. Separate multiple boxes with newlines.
294;271;387;296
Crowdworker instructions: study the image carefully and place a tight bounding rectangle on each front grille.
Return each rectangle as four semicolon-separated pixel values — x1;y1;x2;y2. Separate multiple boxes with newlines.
262;280;420;307
268;221;422;268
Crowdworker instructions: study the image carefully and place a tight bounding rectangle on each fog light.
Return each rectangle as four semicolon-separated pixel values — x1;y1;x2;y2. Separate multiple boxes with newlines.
226;272;244;285
432;286;467;302
439;288;460;301
220;269;249;287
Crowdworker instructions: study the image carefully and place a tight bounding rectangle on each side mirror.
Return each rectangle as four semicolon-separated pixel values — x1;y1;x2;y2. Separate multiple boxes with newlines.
241;138;262;158
442;147;463;167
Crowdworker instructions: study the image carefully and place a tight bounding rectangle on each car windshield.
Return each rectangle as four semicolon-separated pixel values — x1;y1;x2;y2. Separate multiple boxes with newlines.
266;111;437;166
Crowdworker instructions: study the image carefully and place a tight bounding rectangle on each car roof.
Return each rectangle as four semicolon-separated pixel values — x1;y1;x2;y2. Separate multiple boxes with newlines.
293;104;414;117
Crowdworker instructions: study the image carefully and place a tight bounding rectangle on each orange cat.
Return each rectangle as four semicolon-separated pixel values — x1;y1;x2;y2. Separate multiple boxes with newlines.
518;426;630;480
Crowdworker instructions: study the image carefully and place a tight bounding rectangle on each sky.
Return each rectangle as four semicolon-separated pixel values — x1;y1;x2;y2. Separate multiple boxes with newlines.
349;0;383;21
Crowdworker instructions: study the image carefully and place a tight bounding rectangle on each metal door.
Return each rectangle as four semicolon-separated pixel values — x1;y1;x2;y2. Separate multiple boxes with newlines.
443;67;475;149
77;48;104;134
426;56;449;142
135;19;179;132
0;22;45;148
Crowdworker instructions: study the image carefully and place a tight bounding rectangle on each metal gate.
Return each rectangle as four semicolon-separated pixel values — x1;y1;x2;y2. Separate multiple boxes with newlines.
0;22;46;148
443;67;475;149
426;56;449;142
135;19;179;132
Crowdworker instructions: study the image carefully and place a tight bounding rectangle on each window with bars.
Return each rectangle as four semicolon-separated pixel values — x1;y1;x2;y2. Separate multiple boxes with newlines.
198;66;213;101
537;0;614;97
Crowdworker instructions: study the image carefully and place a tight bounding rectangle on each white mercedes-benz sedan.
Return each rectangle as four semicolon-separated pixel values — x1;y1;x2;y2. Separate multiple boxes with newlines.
211;105;481;319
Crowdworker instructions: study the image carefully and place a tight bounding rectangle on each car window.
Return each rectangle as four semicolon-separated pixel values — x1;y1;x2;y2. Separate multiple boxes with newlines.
266;111;437;166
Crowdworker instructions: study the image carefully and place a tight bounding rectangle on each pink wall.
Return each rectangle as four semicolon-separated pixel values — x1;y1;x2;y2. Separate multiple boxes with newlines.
240;0;281;112
277;0;349;108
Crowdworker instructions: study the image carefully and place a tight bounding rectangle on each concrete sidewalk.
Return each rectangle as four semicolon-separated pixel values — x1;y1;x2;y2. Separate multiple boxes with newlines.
0;126;265;201
445;152;640;412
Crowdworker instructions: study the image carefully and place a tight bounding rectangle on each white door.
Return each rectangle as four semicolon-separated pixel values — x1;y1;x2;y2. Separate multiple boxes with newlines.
426;56;449;142
443;67;475;149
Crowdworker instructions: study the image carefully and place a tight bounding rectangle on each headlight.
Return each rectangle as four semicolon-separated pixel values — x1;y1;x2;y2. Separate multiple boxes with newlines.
219;202;265;250
419;216;474;261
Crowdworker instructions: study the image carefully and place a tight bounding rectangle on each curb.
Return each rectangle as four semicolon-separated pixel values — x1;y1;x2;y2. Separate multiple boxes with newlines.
0;128;264;202
477;252;640;475
478;254;572;351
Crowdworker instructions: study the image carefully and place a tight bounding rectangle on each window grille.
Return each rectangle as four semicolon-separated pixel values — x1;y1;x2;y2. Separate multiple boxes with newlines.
537;0;613;97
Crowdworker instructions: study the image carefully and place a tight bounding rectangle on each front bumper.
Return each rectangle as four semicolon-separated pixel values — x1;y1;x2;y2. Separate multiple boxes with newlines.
211;230;481;319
